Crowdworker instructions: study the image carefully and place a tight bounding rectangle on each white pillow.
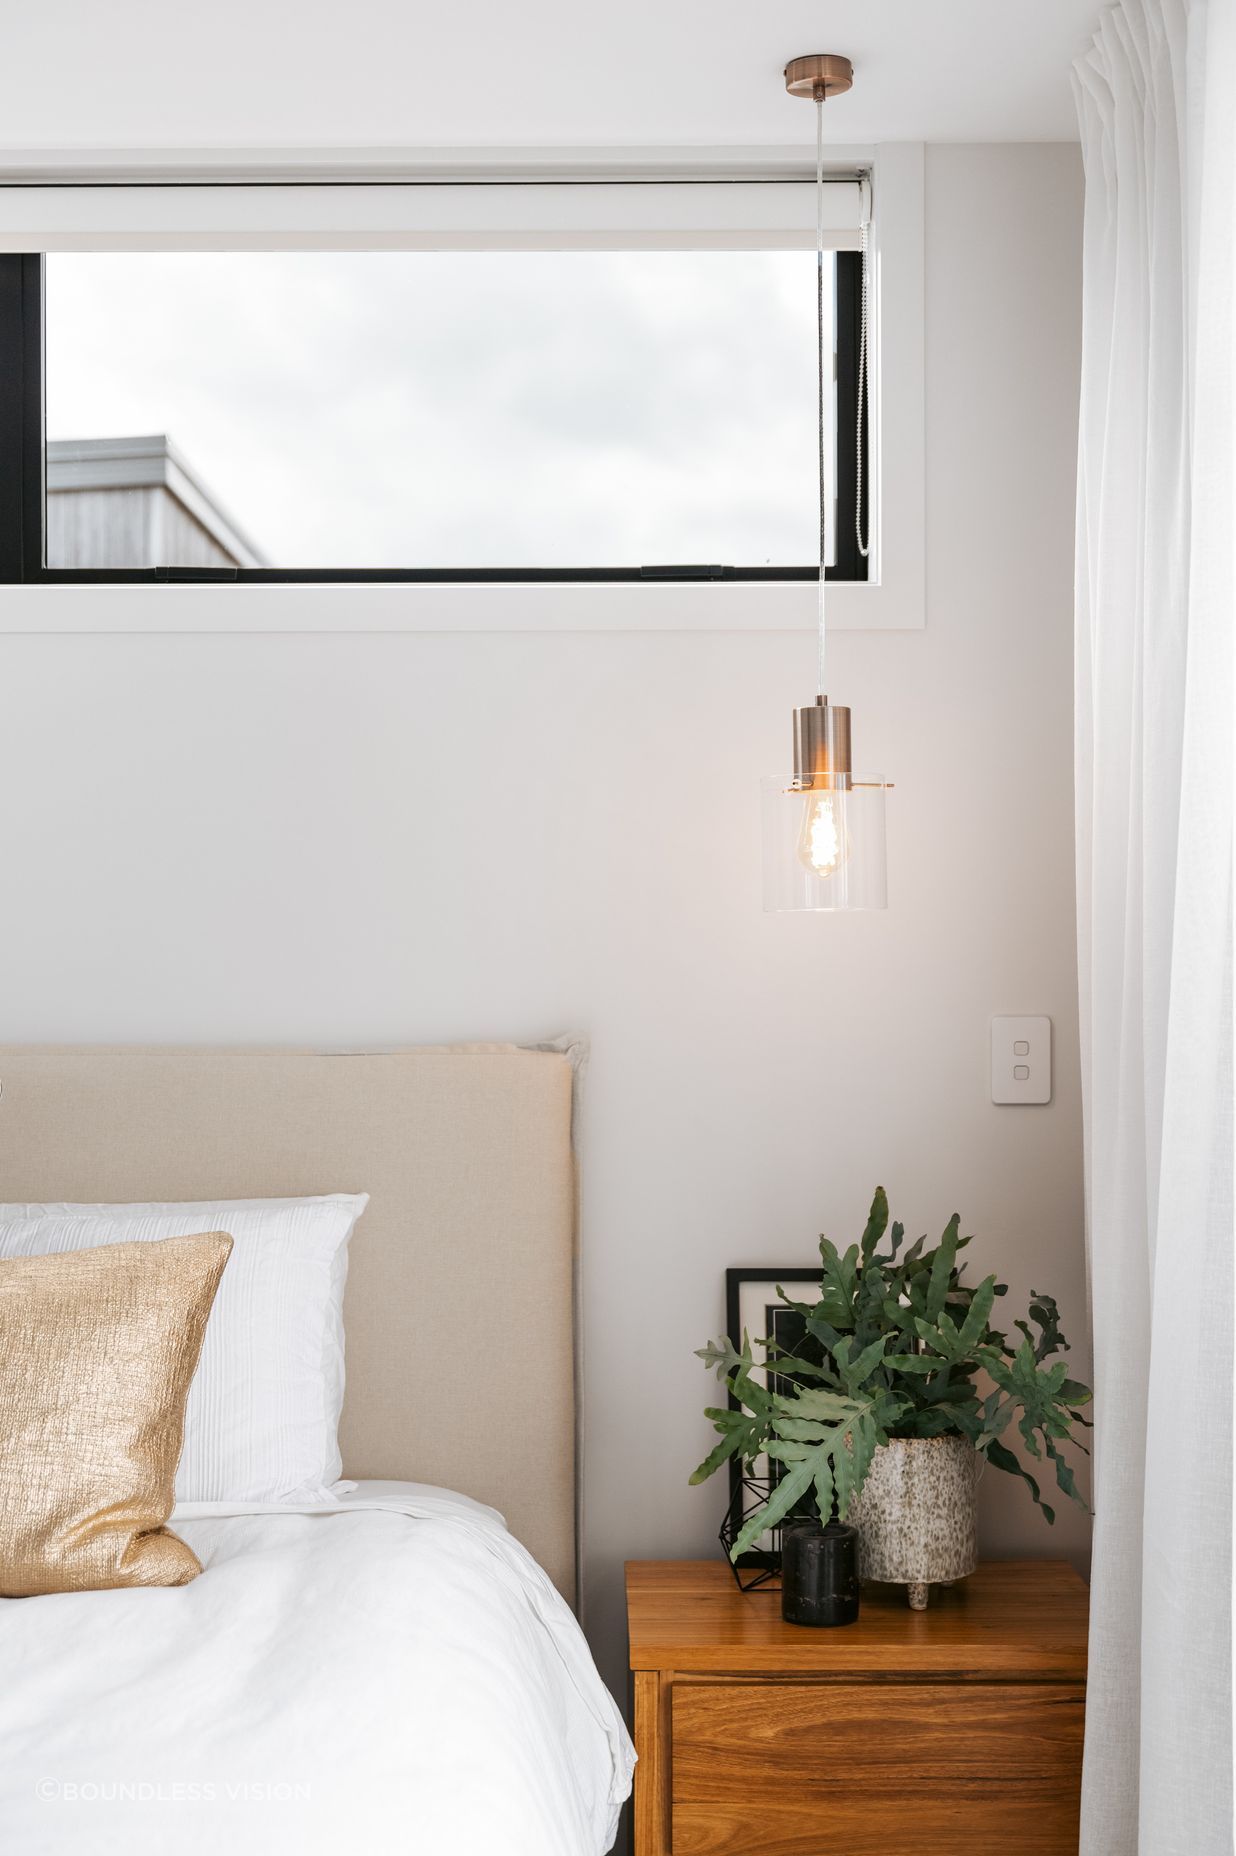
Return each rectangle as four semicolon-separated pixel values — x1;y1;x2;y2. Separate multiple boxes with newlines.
0;1194;368;1504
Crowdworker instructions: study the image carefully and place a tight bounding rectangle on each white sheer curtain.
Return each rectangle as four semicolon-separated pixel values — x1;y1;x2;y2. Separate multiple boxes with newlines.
1073;1;1234;1852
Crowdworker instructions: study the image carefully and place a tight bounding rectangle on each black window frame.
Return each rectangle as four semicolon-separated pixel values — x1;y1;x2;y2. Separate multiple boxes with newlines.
0;248;868;586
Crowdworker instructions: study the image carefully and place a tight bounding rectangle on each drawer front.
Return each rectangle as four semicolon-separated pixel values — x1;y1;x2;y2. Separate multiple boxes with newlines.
671;1680;1084;1856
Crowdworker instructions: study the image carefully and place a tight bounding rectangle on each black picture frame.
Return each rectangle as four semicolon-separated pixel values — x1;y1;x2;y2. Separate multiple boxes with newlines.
721;1267;823;1576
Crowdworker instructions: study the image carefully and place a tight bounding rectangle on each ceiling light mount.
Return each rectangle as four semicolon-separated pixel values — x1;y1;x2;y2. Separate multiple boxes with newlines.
784;54;854;103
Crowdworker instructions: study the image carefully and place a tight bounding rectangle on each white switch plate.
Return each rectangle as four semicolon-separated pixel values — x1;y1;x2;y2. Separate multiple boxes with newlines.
991;1015;1052;1104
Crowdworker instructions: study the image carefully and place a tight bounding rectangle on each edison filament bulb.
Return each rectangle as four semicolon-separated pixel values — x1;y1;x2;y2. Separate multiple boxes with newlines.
796;786;849;879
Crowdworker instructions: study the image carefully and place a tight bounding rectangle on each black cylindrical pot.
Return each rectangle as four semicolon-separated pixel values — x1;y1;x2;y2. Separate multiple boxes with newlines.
781;1520;860;1627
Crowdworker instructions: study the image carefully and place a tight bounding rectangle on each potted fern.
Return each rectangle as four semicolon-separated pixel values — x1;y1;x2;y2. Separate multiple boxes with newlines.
692;1189;1091;1609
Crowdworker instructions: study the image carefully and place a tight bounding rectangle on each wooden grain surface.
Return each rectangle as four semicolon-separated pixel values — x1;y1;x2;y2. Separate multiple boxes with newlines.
671;1680;1084;1856
626;1558;1089;1679
632;1671;670;1856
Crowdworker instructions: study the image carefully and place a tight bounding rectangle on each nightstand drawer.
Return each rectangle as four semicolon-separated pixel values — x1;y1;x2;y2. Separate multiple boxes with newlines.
671;1680;1084;1856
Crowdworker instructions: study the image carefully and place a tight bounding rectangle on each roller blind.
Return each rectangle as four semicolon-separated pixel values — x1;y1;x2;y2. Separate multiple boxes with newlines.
0;179;866;253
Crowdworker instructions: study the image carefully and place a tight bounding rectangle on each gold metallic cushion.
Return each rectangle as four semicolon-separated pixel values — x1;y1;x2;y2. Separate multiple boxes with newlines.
0;1231;232;1596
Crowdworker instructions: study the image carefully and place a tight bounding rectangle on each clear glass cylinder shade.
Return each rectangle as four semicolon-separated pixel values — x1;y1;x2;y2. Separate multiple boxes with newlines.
761;776;889;911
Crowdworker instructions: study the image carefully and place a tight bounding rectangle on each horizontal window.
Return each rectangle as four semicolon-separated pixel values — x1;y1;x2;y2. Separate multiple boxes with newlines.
0;181;870;586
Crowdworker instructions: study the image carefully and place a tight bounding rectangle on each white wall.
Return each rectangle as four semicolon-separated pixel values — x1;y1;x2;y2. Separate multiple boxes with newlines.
0;146;1086;1707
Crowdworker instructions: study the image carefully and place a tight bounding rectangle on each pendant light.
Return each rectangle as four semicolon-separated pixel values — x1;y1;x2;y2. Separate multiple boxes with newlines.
761;55;890;913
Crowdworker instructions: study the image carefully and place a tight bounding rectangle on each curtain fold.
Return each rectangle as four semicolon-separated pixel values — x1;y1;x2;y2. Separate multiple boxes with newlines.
1072;2;1234;1852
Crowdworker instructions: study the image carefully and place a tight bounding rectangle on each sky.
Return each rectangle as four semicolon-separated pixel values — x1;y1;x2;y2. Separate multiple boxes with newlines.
45;250;836;570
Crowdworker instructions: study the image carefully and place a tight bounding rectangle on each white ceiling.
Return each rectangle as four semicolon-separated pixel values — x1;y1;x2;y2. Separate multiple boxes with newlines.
4;0;1102;159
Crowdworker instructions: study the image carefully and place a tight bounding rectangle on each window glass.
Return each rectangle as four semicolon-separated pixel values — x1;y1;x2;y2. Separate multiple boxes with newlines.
45;250;835;571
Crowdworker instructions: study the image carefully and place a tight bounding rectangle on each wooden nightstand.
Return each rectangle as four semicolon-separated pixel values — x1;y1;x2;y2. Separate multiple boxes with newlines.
626;1558;1087;1856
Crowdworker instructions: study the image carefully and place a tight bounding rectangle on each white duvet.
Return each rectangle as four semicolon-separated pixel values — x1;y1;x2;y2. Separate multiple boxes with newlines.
0;1482;634;1856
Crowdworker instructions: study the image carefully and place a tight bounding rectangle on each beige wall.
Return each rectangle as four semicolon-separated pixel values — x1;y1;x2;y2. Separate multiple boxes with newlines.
0;146;1085;1707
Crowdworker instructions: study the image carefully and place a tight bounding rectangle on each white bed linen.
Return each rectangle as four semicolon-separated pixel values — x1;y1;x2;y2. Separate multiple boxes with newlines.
0;1481;634;1855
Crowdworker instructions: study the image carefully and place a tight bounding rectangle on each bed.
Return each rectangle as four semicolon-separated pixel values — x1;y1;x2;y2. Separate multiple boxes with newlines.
0;1043;632;1854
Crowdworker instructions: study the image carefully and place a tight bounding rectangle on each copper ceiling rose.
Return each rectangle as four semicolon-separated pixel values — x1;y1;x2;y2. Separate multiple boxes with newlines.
783;54;854;102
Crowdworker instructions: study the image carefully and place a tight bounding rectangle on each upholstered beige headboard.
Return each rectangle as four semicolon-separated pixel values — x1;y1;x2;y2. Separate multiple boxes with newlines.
0;1044;578;1601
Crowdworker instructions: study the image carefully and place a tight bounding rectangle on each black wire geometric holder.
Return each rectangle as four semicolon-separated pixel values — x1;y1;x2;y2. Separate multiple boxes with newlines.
718;1473;794;1592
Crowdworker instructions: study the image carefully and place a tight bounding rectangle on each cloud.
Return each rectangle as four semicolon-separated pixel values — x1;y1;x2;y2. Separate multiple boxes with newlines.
46;248;835;569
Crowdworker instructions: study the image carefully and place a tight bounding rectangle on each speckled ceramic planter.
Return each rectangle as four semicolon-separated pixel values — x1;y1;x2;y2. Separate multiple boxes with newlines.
849;1436;978;1609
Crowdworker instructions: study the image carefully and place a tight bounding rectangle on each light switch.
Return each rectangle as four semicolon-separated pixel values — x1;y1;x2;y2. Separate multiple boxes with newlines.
991;1016;1052;1105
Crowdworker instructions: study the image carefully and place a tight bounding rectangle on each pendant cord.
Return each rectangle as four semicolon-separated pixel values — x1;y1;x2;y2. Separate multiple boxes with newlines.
856;197;870;561
815;94;827;700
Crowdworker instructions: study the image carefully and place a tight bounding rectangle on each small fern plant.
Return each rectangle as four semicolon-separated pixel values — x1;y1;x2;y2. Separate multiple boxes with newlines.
692;1188;1092;1562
